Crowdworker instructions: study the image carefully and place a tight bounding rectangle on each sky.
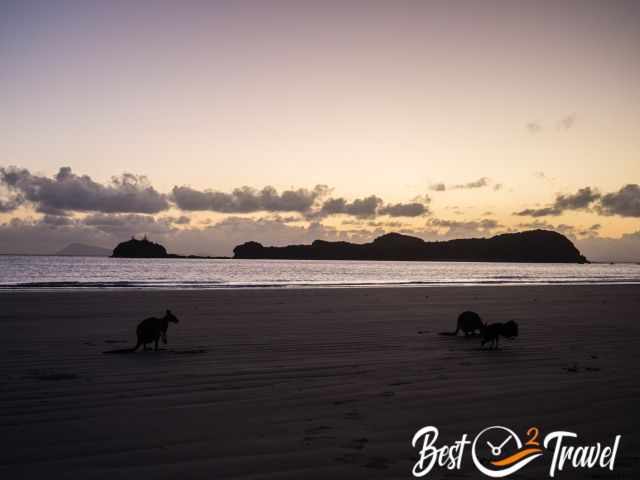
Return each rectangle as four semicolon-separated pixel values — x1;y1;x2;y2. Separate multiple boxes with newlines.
1;1;639;260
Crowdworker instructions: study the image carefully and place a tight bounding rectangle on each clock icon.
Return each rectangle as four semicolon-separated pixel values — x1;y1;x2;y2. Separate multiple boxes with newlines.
471;426;543;478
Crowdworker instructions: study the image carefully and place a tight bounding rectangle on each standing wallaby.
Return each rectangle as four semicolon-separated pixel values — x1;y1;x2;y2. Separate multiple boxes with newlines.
481;320;518;349
440;311;484;336
133;309;179;351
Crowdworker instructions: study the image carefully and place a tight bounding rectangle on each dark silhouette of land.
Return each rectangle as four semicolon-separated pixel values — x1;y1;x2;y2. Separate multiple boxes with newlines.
233;229;588;263
112;237;167;258
111;237;229;259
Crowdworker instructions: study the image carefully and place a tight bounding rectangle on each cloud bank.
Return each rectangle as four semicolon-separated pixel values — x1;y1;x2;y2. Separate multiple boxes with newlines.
0;166;169;214
0;166;431;220
515;185;640;218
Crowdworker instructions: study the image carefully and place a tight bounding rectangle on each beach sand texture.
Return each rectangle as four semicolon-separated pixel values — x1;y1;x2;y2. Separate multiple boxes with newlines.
1;285;639;479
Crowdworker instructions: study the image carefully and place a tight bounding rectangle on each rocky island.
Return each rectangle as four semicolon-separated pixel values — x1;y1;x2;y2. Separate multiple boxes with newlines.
111;237;228;259
233;229;588;263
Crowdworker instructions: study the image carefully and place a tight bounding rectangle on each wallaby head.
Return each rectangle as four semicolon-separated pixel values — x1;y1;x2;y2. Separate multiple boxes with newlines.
165;309;179;323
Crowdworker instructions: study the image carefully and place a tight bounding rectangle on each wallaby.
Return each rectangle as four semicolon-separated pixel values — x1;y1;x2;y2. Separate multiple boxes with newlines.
480;320;518;349
133;309;179;351
440;311;484;336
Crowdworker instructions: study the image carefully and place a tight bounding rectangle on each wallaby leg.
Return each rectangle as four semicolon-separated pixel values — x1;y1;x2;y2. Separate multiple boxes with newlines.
155;338;159;351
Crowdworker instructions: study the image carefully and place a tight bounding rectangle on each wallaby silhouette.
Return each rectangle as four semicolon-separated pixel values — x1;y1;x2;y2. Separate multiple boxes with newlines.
480;320;518;349
132;309;179;351
440;311;484;336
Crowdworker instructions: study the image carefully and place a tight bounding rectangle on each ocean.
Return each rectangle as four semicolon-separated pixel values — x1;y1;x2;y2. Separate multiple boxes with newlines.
1;255;639;290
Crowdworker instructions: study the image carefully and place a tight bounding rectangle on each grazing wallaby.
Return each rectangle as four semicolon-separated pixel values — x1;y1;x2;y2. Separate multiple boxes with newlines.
481;320;519;349
133;309;179;351
440;311;484;336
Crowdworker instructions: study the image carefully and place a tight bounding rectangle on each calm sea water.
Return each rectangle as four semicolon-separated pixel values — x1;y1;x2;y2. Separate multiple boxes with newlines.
0;255;639;290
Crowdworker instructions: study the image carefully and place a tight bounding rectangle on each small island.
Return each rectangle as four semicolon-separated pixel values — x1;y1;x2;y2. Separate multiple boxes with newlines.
111;236;228;259
233;229;588;263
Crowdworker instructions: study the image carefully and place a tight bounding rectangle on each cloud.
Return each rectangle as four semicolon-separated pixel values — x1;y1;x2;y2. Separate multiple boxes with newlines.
516;220;603;239
514;187;601;217
559;113;576;130
41;214;75;226
516;185;640;219
82;213;176;236
452;177;490;190
596;184;640;217
426;217;502;238
429;177;498;192
0;165;431;221
319;195;382;218
161;215;191;225
576;230;640;262
0;166;169;214
317;196;430;218
0;195;23;212
527;122;542;134
171;184;329;213
0;217;113;255
378;202;429;217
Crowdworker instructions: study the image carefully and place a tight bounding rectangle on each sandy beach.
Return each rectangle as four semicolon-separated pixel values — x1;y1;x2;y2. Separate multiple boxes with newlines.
1;285;639;479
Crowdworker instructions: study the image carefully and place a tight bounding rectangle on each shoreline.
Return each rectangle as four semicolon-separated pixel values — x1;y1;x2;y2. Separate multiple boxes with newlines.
2;279;640;292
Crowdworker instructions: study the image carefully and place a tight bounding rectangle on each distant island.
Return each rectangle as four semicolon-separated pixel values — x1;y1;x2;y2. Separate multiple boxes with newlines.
57;243;112;257
111;237;228;259
233;230;588;263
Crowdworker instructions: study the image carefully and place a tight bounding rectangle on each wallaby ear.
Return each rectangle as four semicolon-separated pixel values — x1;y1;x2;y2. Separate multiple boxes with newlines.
166;309;171;314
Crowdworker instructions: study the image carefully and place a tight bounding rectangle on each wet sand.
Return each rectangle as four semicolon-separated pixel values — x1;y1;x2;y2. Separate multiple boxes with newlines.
1;285;639;479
